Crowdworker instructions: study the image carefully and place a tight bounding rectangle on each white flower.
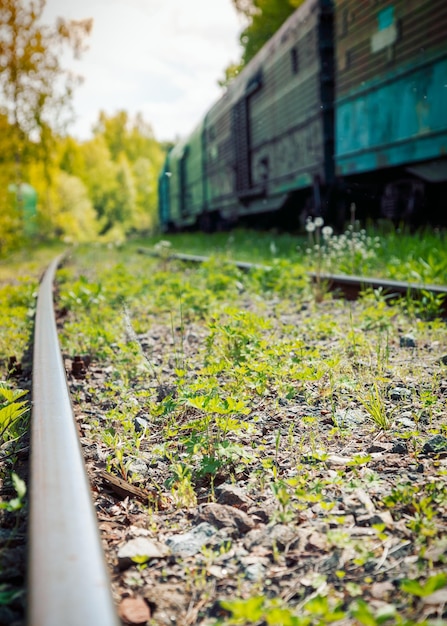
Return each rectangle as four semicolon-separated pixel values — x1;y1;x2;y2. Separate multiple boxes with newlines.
306;220;316;233
314;217;324;227
322;226;333;239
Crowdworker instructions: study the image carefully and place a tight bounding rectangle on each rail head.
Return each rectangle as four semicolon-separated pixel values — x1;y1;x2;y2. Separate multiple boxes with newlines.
28;256;119;626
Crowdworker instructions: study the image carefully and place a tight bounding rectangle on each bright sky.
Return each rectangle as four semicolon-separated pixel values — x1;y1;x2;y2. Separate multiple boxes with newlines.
43;0;242;142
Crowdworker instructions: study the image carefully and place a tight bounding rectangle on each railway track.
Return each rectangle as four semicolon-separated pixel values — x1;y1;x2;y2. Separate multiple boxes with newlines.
24;250;447;625
29;256;119;626
140;248;447;314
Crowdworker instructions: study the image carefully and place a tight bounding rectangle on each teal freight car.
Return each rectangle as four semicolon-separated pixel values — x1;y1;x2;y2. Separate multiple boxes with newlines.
335;0;447;224
164;121;206;229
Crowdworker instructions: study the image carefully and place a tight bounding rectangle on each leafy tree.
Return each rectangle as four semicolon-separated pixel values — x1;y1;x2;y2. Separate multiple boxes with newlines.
132;156;157;232
228;0;305;70
91;110;165;232
218;62;244;88
0;0;92;252
58;135;85;179
0;114;18;253
93;110;164;167
80;135;118;231
0;0;92;152
113;153;135;229
53;172;98;242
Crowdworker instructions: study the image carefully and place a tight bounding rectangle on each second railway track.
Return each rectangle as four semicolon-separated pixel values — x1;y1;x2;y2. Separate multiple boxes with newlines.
140;248;447;314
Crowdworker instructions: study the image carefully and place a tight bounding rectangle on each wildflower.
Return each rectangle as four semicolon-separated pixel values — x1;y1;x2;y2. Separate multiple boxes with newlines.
322;225;333;239
154;240;172;252
314;217;324;228
306;220;316;233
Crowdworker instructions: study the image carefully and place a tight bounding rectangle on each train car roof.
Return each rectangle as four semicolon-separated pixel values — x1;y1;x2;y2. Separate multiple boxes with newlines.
207;0;326;117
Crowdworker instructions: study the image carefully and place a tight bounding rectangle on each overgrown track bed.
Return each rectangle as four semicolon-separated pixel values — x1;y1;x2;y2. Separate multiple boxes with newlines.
54;246;447;626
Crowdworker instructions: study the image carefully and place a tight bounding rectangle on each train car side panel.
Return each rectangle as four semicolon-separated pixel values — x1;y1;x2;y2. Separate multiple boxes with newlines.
205;0;334;222
158;155;171;230
335;0;447;178
238;0;333;216
160;121;206;229
336;55;447;176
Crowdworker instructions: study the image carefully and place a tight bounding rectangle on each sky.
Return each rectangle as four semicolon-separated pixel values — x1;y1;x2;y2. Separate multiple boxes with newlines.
42;0;243;142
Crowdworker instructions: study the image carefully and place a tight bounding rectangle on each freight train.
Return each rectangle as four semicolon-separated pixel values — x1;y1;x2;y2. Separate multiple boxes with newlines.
158;0;447;232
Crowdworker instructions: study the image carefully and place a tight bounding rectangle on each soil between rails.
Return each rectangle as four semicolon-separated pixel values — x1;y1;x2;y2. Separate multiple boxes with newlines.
60;251;447;626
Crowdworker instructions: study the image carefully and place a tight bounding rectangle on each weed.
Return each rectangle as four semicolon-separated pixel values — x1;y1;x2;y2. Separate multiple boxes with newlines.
358;382;390;430
0;384;29;443
167;463;197;508
0;472;26;513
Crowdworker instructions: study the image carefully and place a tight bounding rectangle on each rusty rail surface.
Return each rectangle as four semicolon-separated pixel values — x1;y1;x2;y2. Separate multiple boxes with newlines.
140;248;447;314
28;256;119;626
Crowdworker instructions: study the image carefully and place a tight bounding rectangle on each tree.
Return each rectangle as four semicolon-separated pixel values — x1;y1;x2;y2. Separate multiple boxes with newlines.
0;0;92;173
53;172;98;242
92;110;165;232
80;135;118;230
229;0;305;68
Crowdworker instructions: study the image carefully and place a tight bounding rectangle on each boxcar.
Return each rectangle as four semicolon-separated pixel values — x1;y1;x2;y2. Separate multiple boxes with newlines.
158;121;207;230
160;0;334;231
204;0;334;228
334;0;447;224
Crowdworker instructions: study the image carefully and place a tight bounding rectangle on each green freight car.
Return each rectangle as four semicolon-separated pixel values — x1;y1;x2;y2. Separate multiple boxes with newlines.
8;183;38;236
160;0;334;231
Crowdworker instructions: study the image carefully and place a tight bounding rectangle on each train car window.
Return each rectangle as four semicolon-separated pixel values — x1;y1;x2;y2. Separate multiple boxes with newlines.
306;31;314;60
246;70;263;95
291;47;299;74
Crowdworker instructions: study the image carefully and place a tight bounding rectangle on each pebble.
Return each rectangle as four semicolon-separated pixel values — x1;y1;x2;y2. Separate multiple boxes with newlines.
389;387;412;401
117;537;168;569
391;441;408;454
166;522;218;556
244;561;266;582
118;596;151;624
127;459;150;478
244;524;296;551
400;334;416;348
422;435;447;454
333;408;364;428
395;415;417;429
133;416;149;433
215;484;254;511
196;503;254;536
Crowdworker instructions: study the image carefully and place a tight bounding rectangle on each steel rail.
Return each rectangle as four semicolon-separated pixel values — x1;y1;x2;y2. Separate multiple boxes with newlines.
28;256;119;626
307;271;447;313
139;248;447;314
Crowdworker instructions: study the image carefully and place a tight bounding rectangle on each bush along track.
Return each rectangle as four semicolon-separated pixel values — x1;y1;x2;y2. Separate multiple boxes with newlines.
57;244;447;626
0;268;41;625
